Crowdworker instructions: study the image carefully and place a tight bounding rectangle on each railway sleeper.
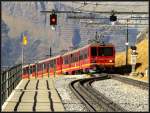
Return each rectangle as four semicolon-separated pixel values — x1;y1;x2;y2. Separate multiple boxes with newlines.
84;77;127;112
78;86;104;111
78;82;107;111
69;81;96;112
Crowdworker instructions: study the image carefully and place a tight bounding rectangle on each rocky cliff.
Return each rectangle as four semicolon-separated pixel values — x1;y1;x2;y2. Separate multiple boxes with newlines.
1;1;147;66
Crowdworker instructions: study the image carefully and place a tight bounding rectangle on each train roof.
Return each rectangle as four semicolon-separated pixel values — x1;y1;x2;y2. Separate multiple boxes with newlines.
38;55;61;63
23;55;61;68
23;43;114;68
23;63;35;68
62;43;114;56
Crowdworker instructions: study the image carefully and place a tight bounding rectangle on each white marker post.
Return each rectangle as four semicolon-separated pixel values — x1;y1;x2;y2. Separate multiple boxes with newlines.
130;46;138;75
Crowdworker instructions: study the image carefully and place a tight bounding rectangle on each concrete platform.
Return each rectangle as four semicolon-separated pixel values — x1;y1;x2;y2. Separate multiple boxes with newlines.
2;77;65;112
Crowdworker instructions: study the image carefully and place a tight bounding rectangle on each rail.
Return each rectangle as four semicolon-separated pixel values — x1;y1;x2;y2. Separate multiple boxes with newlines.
69;74;127;112
1;64;22;107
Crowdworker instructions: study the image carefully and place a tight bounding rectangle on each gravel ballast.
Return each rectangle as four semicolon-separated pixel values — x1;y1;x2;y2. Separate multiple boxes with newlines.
54;75;89;112
92;79;149;112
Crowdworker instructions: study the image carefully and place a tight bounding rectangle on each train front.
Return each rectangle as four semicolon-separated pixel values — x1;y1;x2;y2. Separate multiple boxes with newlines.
89;44;115;73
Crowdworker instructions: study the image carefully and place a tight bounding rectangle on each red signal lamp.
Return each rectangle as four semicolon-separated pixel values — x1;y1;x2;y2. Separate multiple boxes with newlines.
50;14;57;25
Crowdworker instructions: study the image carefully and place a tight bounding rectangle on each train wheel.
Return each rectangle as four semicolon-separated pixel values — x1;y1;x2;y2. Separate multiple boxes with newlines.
79;70;83;74
72;71;75;75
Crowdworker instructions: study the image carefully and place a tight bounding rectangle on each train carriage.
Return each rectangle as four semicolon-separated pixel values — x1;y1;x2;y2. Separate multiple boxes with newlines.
37;58;51;78
88;43;115;72
22;65;29;79
61;43;115;74
30;64;36;78
23;63;36;79
22;43;115;78
55;55;63;75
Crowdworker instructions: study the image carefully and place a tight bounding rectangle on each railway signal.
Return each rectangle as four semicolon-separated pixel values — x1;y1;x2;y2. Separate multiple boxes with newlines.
130;46;138;75
110;14;117;22
110;10;117;25
110;10;117;23
50;13;57;25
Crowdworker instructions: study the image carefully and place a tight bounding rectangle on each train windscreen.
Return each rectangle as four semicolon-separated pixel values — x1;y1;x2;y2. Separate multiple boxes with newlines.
91;47;97;56
98;47;113;56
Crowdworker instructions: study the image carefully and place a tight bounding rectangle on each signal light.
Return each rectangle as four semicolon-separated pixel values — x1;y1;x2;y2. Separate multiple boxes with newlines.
50;14;57;25
130;46;137;50
110;14;117;22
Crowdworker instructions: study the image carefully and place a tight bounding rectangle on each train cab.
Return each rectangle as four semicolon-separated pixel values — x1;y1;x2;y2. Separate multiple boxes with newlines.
89;43;115;72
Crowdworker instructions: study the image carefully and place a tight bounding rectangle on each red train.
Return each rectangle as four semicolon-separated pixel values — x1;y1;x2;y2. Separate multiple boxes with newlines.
22;43;115;78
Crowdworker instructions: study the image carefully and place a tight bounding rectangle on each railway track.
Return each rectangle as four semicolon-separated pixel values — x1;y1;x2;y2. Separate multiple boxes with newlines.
109;74;149;90
69;74;128;112
92;74;149;112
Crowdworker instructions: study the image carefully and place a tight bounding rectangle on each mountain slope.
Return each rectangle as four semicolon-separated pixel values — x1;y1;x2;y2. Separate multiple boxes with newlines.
1;2;148;66
115;35;148;74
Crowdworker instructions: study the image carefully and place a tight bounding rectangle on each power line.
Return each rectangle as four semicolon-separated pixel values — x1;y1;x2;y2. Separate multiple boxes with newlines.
40;10;148;14
81;2;148;6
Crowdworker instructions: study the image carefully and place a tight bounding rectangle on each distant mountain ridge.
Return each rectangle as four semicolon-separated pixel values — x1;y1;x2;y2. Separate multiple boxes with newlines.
1;2;147;66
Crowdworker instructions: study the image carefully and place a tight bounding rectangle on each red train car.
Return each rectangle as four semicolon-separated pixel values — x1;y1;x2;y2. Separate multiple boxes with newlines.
22;65;29;79
37;58;50;78
61;43;115;74
22;63;36;79
48;55;62;76
22;43;115;78
22;55;63;78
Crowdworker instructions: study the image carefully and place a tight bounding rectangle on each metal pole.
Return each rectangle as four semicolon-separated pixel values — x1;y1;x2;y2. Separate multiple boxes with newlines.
48;63;50;78
126;19;129;66
50;47;52;57
132;64;135;72
6;71;8;98
22;44;24;77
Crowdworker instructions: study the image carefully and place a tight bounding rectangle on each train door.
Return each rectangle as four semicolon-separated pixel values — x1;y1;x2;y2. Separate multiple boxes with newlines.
29;65;32;78
60;57;63;74
23;67;29;79
56;57;62;75
38;63;42;78
42;63;48;77
35;63;38;78
42;63;44;77
48;62;50;77
32;65;36;78
53;59;56;76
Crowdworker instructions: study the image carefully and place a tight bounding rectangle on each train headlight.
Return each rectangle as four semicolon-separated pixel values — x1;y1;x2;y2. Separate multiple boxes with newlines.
109;60;113;62
91;60;96;63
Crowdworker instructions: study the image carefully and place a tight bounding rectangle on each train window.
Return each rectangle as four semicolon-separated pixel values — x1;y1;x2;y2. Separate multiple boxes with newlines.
53;59;56;67
64;57;66;64
67;56;70;64
73;55;75;63
33;66;36;72
44;63;46;69
84;49;88;59
71;54;73;63
38;64;40;71
62;58;64;64
47;63;50;68
30;67;32;74
23;68;26;74
79;53;83;60
37;65;39;71
75;54;78;62
39;64;42;70
57;59;60;65
50;60;53;67
91;47;97;56
98;47;113;56
26;68;29;74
